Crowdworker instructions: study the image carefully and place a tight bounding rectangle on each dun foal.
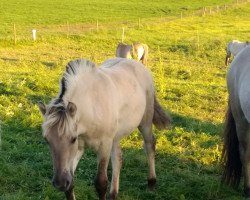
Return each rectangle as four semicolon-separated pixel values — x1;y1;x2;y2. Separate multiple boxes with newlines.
39;58;171;200
116;42;149;65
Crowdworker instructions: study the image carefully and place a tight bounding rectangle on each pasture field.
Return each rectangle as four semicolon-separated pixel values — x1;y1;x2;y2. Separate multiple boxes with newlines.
0;0;250;200
0;0;236;40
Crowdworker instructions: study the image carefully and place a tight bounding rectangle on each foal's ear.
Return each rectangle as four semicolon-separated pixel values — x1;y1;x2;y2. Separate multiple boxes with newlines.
38;102;46;116
67;102;77;117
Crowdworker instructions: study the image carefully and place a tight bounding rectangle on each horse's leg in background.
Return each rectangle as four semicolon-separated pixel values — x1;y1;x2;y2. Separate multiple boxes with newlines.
94;141;113;200
141;44;148;66
225;51;231;66
110;141;122;200
65;185;76;200
139;124;156;190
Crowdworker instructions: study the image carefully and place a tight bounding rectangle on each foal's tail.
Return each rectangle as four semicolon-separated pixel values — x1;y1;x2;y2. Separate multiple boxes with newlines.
153;96;171;130
221;102;242;188
141;44;149;66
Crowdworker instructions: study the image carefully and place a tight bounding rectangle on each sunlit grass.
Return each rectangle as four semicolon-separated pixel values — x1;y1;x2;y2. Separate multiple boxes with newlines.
0;2;250;200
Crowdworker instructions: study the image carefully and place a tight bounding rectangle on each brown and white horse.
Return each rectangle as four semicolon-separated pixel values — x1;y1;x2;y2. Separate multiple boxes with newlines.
225;40;249;66
116;42;149;66
222;46;250;199
39;58;171;200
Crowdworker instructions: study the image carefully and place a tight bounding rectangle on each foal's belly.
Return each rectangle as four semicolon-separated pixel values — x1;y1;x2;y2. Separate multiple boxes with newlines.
115;96;146;140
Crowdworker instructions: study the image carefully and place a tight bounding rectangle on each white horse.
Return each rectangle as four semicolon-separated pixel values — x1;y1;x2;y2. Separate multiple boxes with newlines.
225;40;249;66
39;58;171;200
222;46;250;199
116;42;149;66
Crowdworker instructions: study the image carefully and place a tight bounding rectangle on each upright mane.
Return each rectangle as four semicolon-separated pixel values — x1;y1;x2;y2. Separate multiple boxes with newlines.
43;59;96;137
56;59;96;103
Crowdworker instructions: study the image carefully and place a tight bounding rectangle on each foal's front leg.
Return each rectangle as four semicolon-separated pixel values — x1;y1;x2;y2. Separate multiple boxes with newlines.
95;141;112;200
65;185;76;200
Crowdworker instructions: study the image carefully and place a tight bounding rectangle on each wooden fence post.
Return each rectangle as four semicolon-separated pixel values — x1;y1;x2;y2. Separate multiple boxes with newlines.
96;19;99;32
13;23;17;45
32;29;36;41
67;21;70;38
197;30;200;50
122;27;125;43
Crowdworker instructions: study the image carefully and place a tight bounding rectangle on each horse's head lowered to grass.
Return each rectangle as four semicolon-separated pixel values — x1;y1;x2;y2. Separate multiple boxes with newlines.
39;101;82;196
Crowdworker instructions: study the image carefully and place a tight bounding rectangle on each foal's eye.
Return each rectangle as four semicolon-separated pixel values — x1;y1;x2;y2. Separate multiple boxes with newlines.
71;137;77;144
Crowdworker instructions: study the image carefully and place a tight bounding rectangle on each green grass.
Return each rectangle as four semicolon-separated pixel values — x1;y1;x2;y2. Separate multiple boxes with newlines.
0;0;234;25
1;1;250;200
0;0;236;39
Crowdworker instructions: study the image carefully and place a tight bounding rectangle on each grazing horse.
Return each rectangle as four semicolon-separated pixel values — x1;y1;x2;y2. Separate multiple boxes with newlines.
222;46;250;199
38;58;171;200
116;42;149;65
225;40;249;66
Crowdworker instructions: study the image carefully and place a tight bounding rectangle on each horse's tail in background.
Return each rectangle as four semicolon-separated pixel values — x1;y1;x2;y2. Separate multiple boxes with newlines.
141;44;149;66
153;95;171;130
221;101;242;188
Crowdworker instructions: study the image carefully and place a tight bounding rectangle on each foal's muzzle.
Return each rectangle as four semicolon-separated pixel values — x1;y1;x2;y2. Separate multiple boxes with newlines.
52;172;73;192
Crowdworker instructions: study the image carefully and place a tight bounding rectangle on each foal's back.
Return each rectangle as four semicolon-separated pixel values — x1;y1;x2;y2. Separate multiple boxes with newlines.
101;58;152;85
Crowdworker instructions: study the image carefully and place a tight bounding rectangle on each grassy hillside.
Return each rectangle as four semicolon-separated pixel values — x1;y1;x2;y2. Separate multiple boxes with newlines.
0;0;234;25
0;0;235;39
0;1;250;200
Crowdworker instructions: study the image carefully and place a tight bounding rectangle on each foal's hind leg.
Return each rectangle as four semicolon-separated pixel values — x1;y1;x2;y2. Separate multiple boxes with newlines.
139;124;156;190
110;141;122;200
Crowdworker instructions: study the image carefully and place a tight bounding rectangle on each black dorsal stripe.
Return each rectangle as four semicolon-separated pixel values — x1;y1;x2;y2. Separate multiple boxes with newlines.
66;62;76;75
55;77;66;104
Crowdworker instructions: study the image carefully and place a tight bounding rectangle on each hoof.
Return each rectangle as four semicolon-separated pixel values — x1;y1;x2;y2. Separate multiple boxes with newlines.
148;178;156;191
109;191;118;200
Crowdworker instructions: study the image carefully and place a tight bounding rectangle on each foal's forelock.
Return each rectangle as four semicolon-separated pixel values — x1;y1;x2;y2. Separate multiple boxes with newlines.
43;103;76;138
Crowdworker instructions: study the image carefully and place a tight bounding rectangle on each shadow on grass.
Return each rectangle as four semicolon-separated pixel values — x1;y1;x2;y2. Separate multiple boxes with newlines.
41;61;57;69
0;57;19;62
73;146;243;200
171;112;224;136
27;94;52;104
0;107;241;200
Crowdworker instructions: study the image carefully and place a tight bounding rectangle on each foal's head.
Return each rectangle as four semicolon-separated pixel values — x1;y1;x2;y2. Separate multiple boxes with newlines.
39;101;79;192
